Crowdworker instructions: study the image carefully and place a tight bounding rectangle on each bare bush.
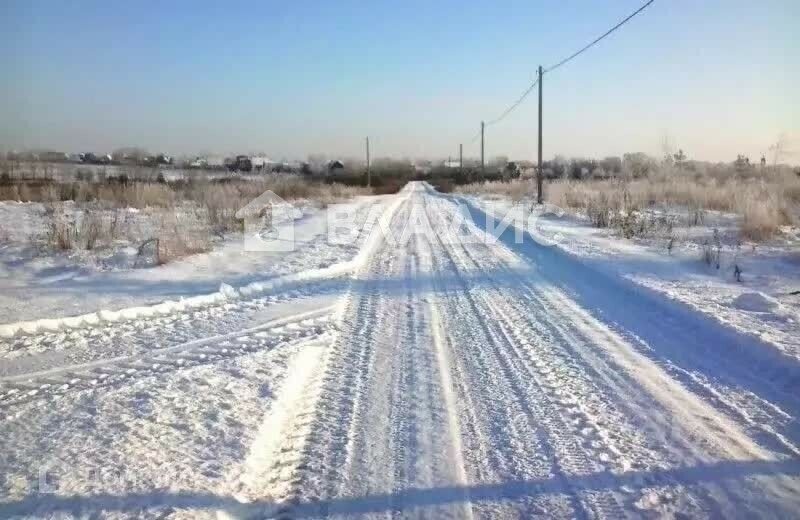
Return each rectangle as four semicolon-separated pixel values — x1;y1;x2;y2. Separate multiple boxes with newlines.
459;163;799;242
0;185;20;201
154;210;211;264
738;194;791;241
43;208;134;251
701;229;722;269
47;216;76;250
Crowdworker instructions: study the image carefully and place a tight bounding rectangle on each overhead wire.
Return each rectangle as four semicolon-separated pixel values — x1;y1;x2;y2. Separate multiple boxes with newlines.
484;76;540;127
479;0;656;127
545;0;656;73
459;0;656;152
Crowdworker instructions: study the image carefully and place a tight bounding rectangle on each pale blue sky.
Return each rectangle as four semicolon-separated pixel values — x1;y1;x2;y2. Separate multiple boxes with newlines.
1;0;797;162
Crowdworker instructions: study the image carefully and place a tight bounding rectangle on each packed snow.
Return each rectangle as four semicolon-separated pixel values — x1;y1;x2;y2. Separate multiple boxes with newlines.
1;183;799;519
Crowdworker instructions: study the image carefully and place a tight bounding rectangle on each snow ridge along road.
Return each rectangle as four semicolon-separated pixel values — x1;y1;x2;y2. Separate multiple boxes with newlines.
1;182;799;519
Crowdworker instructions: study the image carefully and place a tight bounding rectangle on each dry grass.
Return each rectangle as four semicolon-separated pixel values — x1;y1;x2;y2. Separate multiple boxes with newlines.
0;180;177;207
456;179;535;201
153;210;212;264
181;176;371;233
547;173;797;241
7;175;372;262
46;210;109;251
459;166;799;241
0;175;371;208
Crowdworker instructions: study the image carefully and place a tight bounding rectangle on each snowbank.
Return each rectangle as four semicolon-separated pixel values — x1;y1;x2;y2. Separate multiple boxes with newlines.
731;292;779;313
0;253;361;338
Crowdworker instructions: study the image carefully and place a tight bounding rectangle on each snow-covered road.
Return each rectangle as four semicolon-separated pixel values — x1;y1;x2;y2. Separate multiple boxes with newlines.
2;182;799;519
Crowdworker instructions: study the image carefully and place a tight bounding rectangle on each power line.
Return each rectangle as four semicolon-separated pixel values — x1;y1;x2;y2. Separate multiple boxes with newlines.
545;0;656;73
463;0;655;160
485;76;539;126
477;0;655;130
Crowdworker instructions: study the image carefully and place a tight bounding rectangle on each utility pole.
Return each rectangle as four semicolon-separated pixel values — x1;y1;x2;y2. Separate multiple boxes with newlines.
366;136;371;188
459;143;463;176
480;121;485;176
537;65;543;204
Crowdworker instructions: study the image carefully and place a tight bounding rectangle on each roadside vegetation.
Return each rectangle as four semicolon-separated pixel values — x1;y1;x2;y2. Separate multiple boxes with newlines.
457;157;800;242
2;152;798;268
0;165;370;263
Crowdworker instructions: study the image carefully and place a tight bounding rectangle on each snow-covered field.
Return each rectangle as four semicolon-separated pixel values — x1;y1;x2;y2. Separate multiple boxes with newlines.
1;183;799;518
0;196;385;326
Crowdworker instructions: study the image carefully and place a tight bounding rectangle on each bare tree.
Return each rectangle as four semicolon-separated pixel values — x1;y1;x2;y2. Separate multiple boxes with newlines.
768;133;793;167
673;149;687;169
660;133;676;165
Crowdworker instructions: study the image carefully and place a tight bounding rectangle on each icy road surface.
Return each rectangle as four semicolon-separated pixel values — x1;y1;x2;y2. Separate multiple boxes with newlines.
1;182;799;519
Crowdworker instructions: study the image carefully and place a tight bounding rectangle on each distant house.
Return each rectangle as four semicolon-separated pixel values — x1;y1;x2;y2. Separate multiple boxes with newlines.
155;154;172;165
189;157;208;168
299;162;313;175
81;153;111;165
327;160;345;173
271;162;295;173
233;155;253;172
250;156;272;171
205;156;225;169
224;155;273;173
413;160;432;176
443;159;461;168
39;151;69;163
15;151;40;161
504;161;521;178
189;156;226;169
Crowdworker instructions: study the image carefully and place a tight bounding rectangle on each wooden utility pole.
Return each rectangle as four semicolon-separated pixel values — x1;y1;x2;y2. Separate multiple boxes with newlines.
366;136;371;188
537;65;543;204
480;121;485;176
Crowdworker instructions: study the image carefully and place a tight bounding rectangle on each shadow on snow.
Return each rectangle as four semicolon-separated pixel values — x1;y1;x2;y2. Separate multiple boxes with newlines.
1;458;798;517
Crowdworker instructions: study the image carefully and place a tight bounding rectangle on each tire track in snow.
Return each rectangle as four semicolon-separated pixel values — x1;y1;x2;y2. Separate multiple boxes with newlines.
0;277;349;364
422;195;604;518
426;194;726;514
218;334;334;520
456;192;798;464
213;188;415;517
266;185;474;519
425;190;800;517
419;233;474;519
0;307;336;409
467;195;800;455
